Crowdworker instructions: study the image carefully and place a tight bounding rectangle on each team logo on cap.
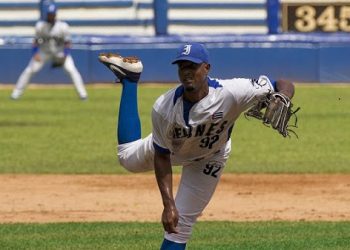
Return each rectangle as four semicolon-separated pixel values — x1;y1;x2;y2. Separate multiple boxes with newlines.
182;45;192;55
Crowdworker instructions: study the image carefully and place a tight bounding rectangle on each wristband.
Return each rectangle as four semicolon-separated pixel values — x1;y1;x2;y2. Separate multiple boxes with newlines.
32;46;39;54
64;47;71;56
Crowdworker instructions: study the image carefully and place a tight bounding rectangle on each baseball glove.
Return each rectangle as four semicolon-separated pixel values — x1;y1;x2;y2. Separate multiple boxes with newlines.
244;92;300;138
51;56;66;68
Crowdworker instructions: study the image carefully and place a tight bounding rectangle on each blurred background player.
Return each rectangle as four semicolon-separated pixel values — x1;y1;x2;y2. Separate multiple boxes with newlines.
11;3;88;100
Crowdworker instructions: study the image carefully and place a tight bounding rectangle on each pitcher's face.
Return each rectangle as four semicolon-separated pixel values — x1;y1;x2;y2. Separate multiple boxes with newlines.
177;61;210;92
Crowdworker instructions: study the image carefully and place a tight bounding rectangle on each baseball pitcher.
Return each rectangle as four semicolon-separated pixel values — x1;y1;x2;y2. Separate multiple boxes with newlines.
98;43;298;249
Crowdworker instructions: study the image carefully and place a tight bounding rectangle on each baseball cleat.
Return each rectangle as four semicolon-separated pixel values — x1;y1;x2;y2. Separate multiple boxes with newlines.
98;53;143;82
10;89;23;100
80;95;88;101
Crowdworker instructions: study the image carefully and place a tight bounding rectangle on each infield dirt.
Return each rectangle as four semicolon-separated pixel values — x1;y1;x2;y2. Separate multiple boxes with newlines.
0;174;349;223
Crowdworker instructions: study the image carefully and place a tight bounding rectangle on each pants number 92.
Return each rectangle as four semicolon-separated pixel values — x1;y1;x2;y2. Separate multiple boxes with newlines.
203;161;223;178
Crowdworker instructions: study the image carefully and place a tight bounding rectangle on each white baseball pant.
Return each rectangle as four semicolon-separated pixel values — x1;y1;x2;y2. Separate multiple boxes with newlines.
11;53;87;99
118;134;231;243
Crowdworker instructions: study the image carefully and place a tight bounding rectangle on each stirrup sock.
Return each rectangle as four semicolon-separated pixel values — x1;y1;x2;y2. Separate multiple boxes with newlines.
117;78;141;144
160;239;186;250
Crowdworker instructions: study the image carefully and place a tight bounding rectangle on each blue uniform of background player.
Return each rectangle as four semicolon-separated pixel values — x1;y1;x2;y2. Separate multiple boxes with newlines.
98;43;295;249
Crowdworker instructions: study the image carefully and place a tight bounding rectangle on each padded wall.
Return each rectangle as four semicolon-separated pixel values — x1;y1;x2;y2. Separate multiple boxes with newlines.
1;34;350;84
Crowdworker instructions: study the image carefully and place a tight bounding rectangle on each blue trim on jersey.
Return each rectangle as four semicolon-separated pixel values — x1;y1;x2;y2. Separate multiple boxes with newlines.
173;85;184;105
208;77;223;88
153;142;171;154
161;239;186;250
64;47;71;56
174;78;222;126
183;99;195;126
271;80;277;91
32;46;39;54
174;78;221;106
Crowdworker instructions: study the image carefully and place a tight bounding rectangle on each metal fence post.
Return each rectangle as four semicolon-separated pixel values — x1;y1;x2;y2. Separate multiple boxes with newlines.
154;0;168;36
267;0;280;34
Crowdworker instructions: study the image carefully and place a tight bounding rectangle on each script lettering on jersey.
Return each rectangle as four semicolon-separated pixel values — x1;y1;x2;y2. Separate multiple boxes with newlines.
173;126;192;138
172;120;228;149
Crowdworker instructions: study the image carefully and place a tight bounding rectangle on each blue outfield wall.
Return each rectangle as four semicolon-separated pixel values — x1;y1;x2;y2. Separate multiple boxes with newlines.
1;34;350;84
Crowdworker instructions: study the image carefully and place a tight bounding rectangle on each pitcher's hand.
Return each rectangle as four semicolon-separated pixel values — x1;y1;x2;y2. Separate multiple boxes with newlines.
162;204;179;234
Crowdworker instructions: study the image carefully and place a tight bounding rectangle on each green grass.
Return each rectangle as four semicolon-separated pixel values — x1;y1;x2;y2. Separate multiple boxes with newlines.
229;85;350;173
0;84;349;173
0;85;349;248
0;221;349;250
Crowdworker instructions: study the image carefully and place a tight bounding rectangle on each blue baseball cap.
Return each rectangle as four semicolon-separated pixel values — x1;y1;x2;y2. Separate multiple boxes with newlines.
47;4;57;14
172;43;209;64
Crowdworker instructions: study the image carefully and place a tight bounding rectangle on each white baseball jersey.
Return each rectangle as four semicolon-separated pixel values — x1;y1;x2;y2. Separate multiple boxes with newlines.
152;75;275;164
116;75;276;243
35;20;70;56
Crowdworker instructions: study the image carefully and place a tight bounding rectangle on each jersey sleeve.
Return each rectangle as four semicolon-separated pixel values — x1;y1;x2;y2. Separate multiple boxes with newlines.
62;22;71;42
151;107;171;154
225;75;275;113
34;21;43;39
